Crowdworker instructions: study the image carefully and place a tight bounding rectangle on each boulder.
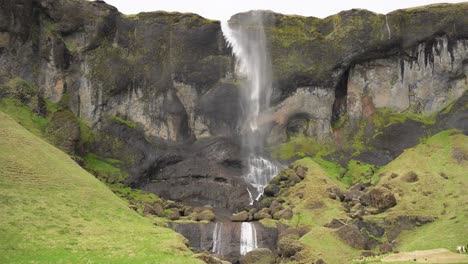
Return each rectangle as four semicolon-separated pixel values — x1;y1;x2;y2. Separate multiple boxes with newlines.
380;242;393;254
196;210;216;222
273;208;293;220
254;212;272;220
277;236;303;258
269;200;284;216
143;202;164;217
167;210;181;220
242;248;275;264
288;174;302;186
368;188;397;211
295;166;307;179
264;184;280;197
335;224;379;250
231;211;250;222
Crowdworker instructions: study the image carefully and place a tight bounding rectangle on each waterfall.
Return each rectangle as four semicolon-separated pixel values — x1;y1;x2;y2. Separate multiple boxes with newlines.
212;222;224;255
245;156;280;204
385;15;391;39
240;222;257;255
222;11;279;203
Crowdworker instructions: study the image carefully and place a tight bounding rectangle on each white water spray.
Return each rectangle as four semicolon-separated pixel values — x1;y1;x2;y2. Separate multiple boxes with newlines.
222;12;279;204
212;222;224;255
244;156;280;204
240;222;257;255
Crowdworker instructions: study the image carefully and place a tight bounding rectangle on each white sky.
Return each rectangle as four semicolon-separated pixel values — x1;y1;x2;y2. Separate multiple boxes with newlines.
103;0;466;20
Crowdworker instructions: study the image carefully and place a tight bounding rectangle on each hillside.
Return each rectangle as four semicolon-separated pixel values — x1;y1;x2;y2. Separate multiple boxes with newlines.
0;111;202;263
270;130;468;263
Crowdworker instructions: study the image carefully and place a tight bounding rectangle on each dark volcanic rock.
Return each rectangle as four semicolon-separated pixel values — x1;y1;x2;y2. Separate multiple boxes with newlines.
140;137;251;211
335;224;379;250
264;184;280;197
368;187;397;211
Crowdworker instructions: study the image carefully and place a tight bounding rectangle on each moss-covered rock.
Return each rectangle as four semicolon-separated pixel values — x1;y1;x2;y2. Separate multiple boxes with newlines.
242;248;275;264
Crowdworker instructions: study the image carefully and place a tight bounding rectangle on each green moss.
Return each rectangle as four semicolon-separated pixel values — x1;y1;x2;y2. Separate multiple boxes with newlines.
311;156;346;183
259;218;279;228
272;135;335;160
373;108;436;130
83;153;128;184
111;116;137;129
0;98;47;137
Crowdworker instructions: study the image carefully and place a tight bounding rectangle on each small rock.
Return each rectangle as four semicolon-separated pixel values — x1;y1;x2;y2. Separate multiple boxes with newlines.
380;242;393;254
402;171;418;182
390;173;399;179
295;166;307;179
315;258;326;264
324;218;346;229
361;251;375;257
231;211;250;222
439;172;448;179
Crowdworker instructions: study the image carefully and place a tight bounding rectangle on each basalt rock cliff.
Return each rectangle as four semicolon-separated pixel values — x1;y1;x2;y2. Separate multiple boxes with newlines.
0;0;467;210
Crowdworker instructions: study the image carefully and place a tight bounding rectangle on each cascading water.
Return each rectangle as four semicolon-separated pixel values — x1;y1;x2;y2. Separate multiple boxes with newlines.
222;11;279;205
222;11;279;256
240;222;257;255
212;222;224;255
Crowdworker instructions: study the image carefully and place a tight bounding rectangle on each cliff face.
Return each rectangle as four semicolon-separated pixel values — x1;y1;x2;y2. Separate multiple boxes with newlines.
0;0;467;209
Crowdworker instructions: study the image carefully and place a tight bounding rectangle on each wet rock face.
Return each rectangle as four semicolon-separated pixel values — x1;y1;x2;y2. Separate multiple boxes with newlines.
170;222;278;263
140;137;251;211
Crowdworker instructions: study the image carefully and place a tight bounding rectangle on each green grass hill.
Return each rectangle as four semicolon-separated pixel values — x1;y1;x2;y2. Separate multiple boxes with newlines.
0;111;202;264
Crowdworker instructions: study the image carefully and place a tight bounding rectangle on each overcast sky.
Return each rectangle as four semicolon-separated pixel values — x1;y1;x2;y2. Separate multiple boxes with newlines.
103;0;466;20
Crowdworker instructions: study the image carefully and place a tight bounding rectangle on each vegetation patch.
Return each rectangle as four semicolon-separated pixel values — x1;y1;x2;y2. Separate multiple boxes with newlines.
111;115;137;129
83;153;128;184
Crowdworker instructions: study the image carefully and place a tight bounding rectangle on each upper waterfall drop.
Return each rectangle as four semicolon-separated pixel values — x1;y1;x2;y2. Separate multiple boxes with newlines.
222;12;280;204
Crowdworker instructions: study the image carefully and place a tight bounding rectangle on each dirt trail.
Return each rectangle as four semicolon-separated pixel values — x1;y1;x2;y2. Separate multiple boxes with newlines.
381;248;468;263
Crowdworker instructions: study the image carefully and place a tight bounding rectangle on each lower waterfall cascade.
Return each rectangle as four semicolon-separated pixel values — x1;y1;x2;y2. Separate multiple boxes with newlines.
212;222;224;255
244;155;280;204
240;222;258;255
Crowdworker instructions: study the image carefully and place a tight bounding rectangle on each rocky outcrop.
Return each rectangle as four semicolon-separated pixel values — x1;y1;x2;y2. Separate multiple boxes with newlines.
347;36;467;121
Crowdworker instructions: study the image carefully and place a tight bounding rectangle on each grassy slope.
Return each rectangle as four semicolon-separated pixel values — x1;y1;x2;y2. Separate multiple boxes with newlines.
283;130;467;264
276;158;362;263
0;111;202;264
369;130;468;252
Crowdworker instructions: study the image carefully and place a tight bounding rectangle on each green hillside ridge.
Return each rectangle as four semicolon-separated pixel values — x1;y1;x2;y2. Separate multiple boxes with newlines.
271;130;467;264
0;111;202;263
